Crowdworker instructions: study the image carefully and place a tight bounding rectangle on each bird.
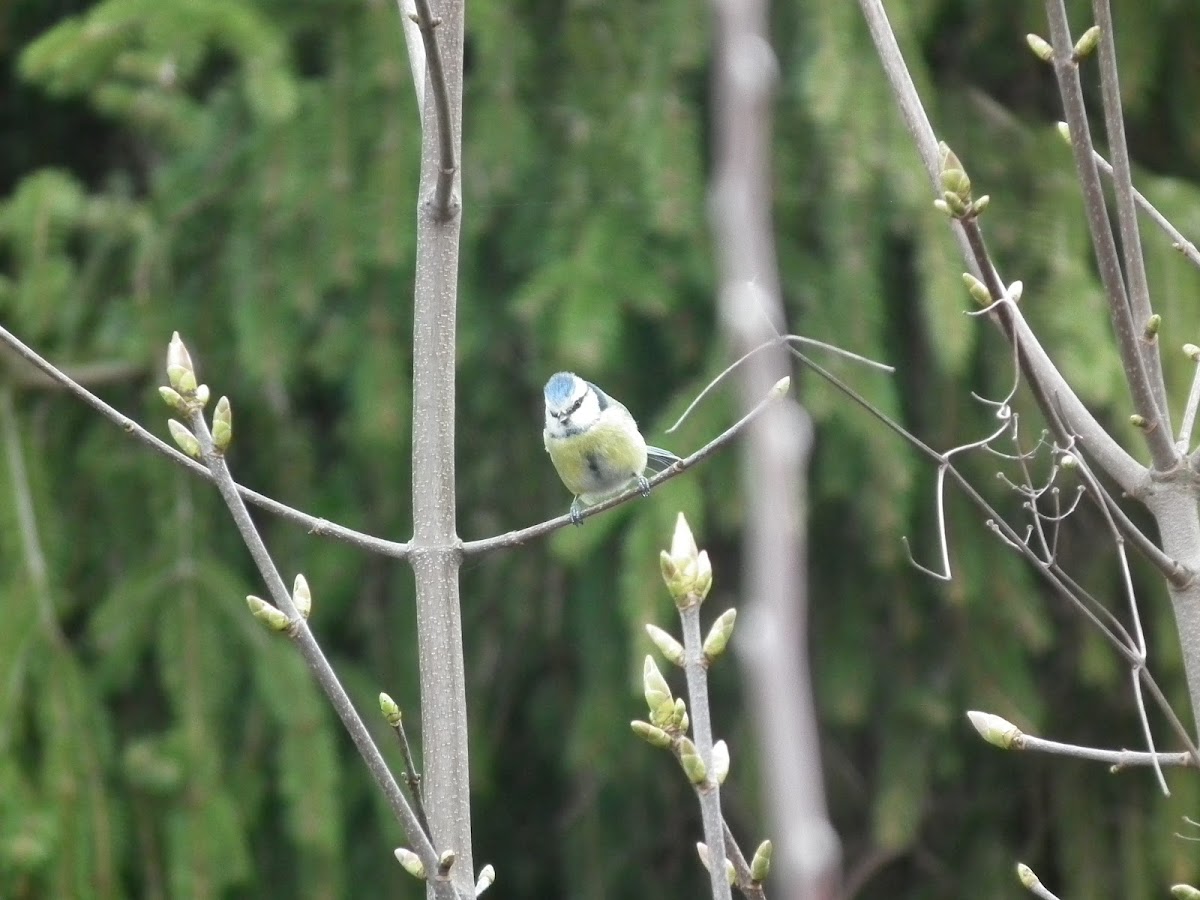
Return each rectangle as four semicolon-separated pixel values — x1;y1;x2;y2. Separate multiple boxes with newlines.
543;372;681;524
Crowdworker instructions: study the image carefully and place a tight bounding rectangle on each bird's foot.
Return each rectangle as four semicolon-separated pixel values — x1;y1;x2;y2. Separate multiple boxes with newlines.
569;498;584;526
637;475;651;498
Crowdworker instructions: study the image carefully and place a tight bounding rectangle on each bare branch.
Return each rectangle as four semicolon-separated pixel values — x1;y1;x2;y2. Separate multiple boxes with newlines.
180;401;458;898
1090;0;1169;421
856;0;1149;495
405;0;458;219
1042;0;1175;468
1082;137;1200;269
0;324;412;558
394;0;426;113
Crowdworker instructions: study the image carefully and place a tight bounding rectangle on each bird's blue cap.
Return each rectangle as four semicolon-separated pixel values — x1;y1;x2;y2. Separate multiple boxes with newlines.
544;372;580;406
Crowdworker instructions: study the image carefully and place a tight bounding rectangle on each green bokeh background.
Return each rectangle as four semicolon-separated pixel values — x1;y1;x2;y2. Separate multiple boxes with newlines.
2;0;1200;896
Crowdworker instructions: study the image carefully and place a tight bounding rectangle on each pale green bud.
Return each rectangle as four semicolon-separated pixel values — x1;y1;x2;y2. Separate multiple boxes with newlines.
1144;314;1161;338
474;864;496;896
1171;885;1200;900
379;692;402;727
662;513;711;607
212;396;232;452
168;419;201;458
1025;33;1053;62
971;194;990;216
643;656;673;715
703;609;737;662
1184;343;1200;362
1016;863;1038;890
247;595;290;632
671;697;689;733
438;851;456;874
194;384;210;408
770;375;791;398
645;624;685;667
711;739;729;785
678;737;707;784
631;720;673;749
1130;414;1147;429
159;386;184;410
962;273;992;307
966;710;1023;749
292;574;311;620
1072;25;1100;60
750;839;773;882
1056;121;1071;144
394;848;426;879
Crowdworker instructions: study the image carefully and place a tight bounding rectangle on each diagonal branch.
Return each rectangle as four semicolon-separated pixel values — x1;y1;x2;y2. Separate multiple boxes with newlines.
0;324;411;558
856;0;1148;496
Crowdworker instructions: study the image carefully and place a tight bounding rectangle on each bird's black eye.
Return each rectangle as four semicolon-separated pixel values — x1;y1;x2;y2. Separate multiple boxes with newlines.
561;394;586;419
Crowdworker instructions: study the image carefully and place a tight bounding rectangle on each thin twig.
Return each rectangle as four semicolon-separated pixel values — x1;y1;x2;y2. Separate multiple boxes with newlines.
182;403;459;899
394;0;426;114
856;0;1147;496
666;335;893;434
1178;354;1200;452
1086;142;1200;269
1018;864;1064;900
389;711;434;841
407;0;457;219
0;324;411;558
460;380;787;555
1042;0;1176;469
789;347;1200;767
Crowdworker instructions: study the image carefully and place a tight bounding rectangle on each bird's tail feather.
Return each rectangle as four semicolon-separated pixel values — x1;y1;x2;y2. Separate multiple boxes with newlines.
646;446;681;473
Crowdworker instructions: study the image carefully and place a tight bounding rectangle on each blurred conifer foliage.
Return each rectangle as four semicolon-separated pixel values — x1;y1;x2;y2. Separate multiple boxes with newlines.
2;0;1200;896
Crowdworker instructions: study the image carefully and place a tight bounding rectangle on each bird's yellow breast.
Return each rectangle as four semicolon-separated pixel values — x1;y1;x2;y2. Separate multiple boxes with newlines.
544;416;648;500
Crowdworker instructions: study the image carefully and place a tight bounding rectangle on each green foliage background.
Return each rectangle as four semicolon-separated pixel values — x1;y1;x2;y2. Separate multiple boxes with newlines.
2;0;1200;896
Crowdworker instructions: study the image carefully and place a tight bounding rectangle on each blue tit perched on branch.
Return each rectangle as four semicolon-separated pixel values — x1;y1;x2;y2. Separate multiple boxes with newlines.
543;372;681;524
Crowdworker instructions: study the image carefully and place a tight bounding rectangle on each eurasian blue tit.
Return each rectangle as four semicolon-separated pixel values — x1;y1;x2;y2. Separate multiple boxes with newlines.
543;372;680;524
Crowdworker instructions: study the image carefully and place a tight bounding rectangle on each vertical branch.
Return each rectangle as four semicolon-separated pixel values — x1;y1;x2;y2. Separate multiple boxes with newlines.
1091;0;1168;421
1042;0;1176;469
404;0;473;891
708;0;839;897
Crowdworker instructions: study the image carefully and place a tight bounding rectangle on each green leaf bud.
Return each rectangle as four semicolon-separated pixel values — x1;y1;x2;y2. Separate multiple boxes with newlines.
168;419;201;458
1025;33;1053;62
645;624;685;667
394;848;426;879
962;273;992;307
212;396;232;451
631;720;673;749
292;574;312;620
750;839;773;882
643;656;673;715
1144;314;1161;339
711;739;729;784
678;737;707;784
966;710;1023;749
159;386;184;410
379;692;402;727
247;595;290;632
1072;25;1100;61
1171;885;1200;900
474;864;496;896
703;609;737;662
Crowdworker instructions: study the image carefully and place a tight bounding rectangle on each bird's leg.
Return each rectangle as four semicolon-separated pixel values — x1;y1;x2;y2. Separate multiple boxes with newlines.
637;475;651;498
569;497;585;526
